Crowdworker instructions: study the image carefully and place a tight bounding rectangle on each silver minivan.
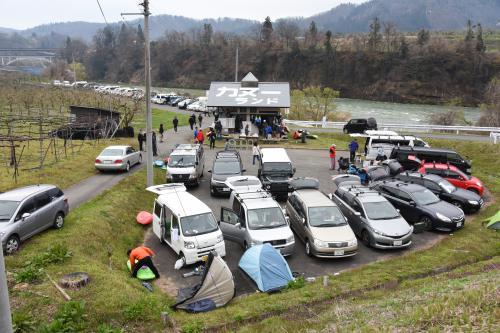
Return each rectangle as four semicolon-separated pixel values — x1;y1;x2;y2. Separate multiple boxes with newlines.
219;190;295;256
0;185;69;254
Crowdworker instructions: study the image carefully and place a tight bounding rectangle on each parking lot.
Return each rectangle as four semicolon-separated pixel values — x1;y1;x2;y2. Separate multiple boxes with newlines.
146;147;447;297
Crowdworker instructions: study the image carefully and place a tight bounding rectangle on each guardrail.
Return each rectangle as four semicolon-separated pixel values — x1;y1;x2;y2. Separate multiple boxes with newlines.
284;120;500;136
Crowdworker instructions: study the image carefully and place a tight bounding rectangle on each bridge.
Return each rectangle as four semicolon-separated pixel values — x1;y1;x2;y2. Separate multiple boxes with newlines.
0;48;59;73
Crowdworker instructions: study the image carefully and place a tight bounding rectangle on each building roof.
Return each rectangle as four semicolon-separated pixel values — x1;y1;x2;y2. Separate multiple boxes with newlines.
207;73;290;108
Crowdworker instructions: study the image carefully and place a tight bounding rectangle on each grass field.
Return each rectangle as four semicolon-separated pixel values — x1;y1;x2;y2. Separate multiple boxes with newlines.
4;134;500;332
131;107;190;131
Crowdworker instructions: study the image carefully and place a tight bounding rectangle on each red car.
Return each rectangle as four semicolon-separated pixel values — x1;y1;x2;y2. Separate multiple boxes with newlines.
418;163;484;196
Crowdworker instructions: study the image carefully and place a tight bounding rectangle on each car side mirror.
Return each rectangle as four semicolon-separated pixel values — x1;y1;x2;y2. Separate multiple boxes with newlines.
242;169;246;173
292;167;296;175
208;170;212;173
195;161;199;165
235;222;241;229
396;209;400;213
354;211;361;217
302;217;306;225
328;193;333;200
409;201;416;207
21;212;31;219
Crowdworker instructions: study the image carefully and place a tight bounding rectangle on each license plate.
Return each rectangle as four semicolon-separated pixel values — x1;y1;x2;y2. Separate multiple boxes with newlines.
393;240;402;246
222;188;230;192
103;160;112;164
457;222;462;227
334;250;344;256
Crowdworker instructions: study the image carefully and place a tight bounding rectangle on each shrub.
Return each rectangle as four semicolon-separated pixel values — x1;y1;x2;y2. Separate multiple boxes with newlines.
182;320;204;333
286;276;306;290
39;301;87;333
15;266;43;284
12;311;36;333
96;324;124;333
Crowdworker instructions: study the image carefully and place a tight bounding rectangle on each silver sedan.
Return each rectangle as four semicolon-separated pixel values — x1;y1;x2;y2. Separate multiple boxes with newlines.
95;145;142;172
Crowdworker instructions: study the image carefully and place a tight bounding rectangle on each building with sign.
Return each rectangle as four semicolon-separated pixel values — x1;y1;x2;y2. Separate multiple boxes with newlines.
207;72;290;136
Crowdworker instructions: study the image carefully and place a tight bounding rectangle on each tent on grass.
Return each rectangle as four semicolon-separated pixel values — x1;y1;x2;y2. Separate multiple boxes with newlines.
484;210;500;230
238;243;293;292
173;252;234;312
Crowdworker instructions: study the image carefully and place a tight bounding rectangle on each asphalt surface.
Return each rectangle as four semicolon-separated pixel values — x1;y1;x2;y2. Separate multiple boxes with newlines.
146;147;447;297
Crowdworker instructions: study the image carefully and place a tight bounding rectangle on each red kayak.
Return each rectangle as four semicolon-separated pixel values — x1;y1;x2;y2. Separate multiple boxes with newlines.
136;211;153;225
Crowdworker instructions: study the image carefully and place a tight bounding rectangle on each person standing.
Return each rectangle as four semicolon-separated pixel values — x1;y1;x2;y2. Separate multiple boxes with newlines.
152;131;158;156
159;124;164;143
245;124;250;137
329;144;336;170
193;127;199;142
172;116;178;133
127;246;160;279
188;114;195;130
215;120;222;140
198;114;203;128
252;142;261;165
207;127;216;149
348;139;359;163
196;129;205;145
138;129;144;151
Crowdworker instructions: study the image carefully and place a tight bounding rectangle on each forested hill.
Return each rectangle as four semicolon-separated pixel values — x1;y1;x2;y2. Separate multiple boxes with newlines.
1;0;499;44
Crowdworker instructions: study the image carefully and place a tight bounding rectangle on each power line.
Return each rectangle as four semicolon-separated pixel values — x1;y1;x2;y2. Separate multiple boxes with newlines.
96;0;109;25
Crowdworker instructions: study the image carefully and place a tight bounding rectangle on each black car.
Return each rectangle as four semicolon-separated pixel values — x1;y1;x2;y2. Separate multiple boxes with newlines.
343;118;377;134
390;146;471;175
209;150;245;196
394;173;483;214
371;180;465;232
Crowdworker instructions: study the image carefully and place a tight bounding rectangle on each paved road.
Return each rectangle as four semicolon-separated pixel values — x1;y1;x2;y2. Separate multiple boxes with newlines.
64;122;192;210
146;148;448;297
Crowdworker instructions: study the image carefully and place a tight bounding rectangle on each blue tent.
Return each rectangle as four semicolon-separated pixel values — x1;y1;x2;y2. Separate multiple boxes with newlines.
238;243;293;292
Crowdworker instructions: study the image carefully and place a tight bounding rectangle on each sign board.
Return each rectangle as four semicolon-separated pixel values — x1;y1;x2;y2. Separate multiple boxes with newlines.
207;82;290;108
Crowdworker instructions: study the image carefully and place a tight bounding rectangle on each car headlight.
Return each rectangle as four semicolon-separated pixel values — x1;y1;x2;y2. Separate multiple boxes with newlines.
286;235;295;243
347;239;357;247
475;182;482;187
184;241;196;249
436;212;451;222
468;200;479;205
266;185;271;190
216;234;224;243
166;173;172;179
314;239;328;248
189;173;197;179
372;228;387;237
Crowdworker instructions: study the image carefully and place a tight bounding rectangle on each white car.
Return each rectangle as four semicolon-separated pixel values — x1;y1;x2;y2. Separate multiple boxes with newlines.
95;145;142;172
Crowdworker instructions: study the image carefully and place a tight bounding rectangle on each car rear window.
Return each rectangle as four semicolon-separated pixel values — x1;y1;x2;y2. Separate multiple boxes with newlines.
100;149;124;156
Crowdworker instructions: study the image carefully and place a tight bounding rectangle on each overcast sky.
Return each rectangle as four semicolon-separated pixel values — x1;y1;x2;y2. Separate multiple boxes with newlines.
1;0;367;30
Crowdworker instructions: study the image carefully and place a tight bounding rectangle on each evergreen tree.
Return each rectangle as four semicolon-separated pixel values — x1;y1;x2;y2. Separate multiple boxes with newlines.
476;23;486;53
417;29;430;47
368;17;382;51
399;35;409;58
465;19;474;43
261;16;273;43
307;21;318;47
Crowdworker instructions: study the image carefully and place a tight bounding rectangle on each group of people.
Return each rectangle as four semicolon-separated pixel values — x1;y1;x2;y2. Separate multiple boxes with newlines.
193;126;217;149
188;113;204;130
329;139;360;172
137;129;158;156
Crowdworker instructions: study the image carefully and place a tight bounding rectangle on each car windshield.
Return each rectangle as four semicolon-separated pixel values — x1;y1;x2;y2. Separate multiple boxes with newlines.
412;189;440;205
168;155;195;167
439;180;456;193
180;213;218;236
262;162;292;173
0;200;20;221
364;201;400;220
213;161;240;174
308;206;347;227
100;148;124;156
247;207;287;229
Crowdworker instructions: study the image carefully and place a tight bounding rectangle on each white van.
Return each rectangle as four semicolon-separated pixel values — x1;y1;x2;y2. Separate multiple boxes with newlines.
147;184;226;265
351;133;429;160
166;144;205;186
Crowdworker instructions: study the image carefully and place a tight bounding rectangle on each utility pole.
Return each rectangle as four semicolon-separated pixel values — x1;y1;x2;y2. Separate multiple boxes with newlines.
0;249;13;333
235;45;239;82
123;0;153;186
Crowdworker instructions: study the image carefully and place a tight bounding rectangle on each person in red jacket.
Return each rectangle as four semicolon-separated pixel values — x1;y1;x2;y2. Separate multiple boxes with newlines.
196;129;205;144
329;144;337;170
127;246;160;278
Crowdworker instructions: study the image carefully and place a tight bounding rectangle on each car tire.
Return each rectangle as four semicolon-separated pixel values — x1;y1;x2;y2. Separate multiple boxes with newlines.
305;239;312;257
452;201;463;210
179;252;186;265
420;215;432;230
53;213;64;229
361;230;371;247
125;162;130;172
5;235;20;254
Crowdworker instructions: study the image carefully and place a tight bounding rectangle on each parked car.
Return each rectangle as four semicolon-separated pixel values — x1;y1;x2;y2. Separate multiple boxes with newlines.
371;179;465;232
258;148;295;201
417;163;484;196
343;118;377;134
166;144;204;186
361;135;429;160
219;190;295;256
333;182;413;249
209;151;245;196
390;146;472;175
286;188;357;257
147;184;225;265
95;145;142;172
178;99;194;109
0;185;69;254
395;172;483;213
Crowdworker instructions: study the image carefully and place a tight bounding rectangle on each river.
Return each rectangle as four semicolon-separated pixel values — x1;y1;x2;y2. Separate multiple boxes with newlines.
335;98;481;125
